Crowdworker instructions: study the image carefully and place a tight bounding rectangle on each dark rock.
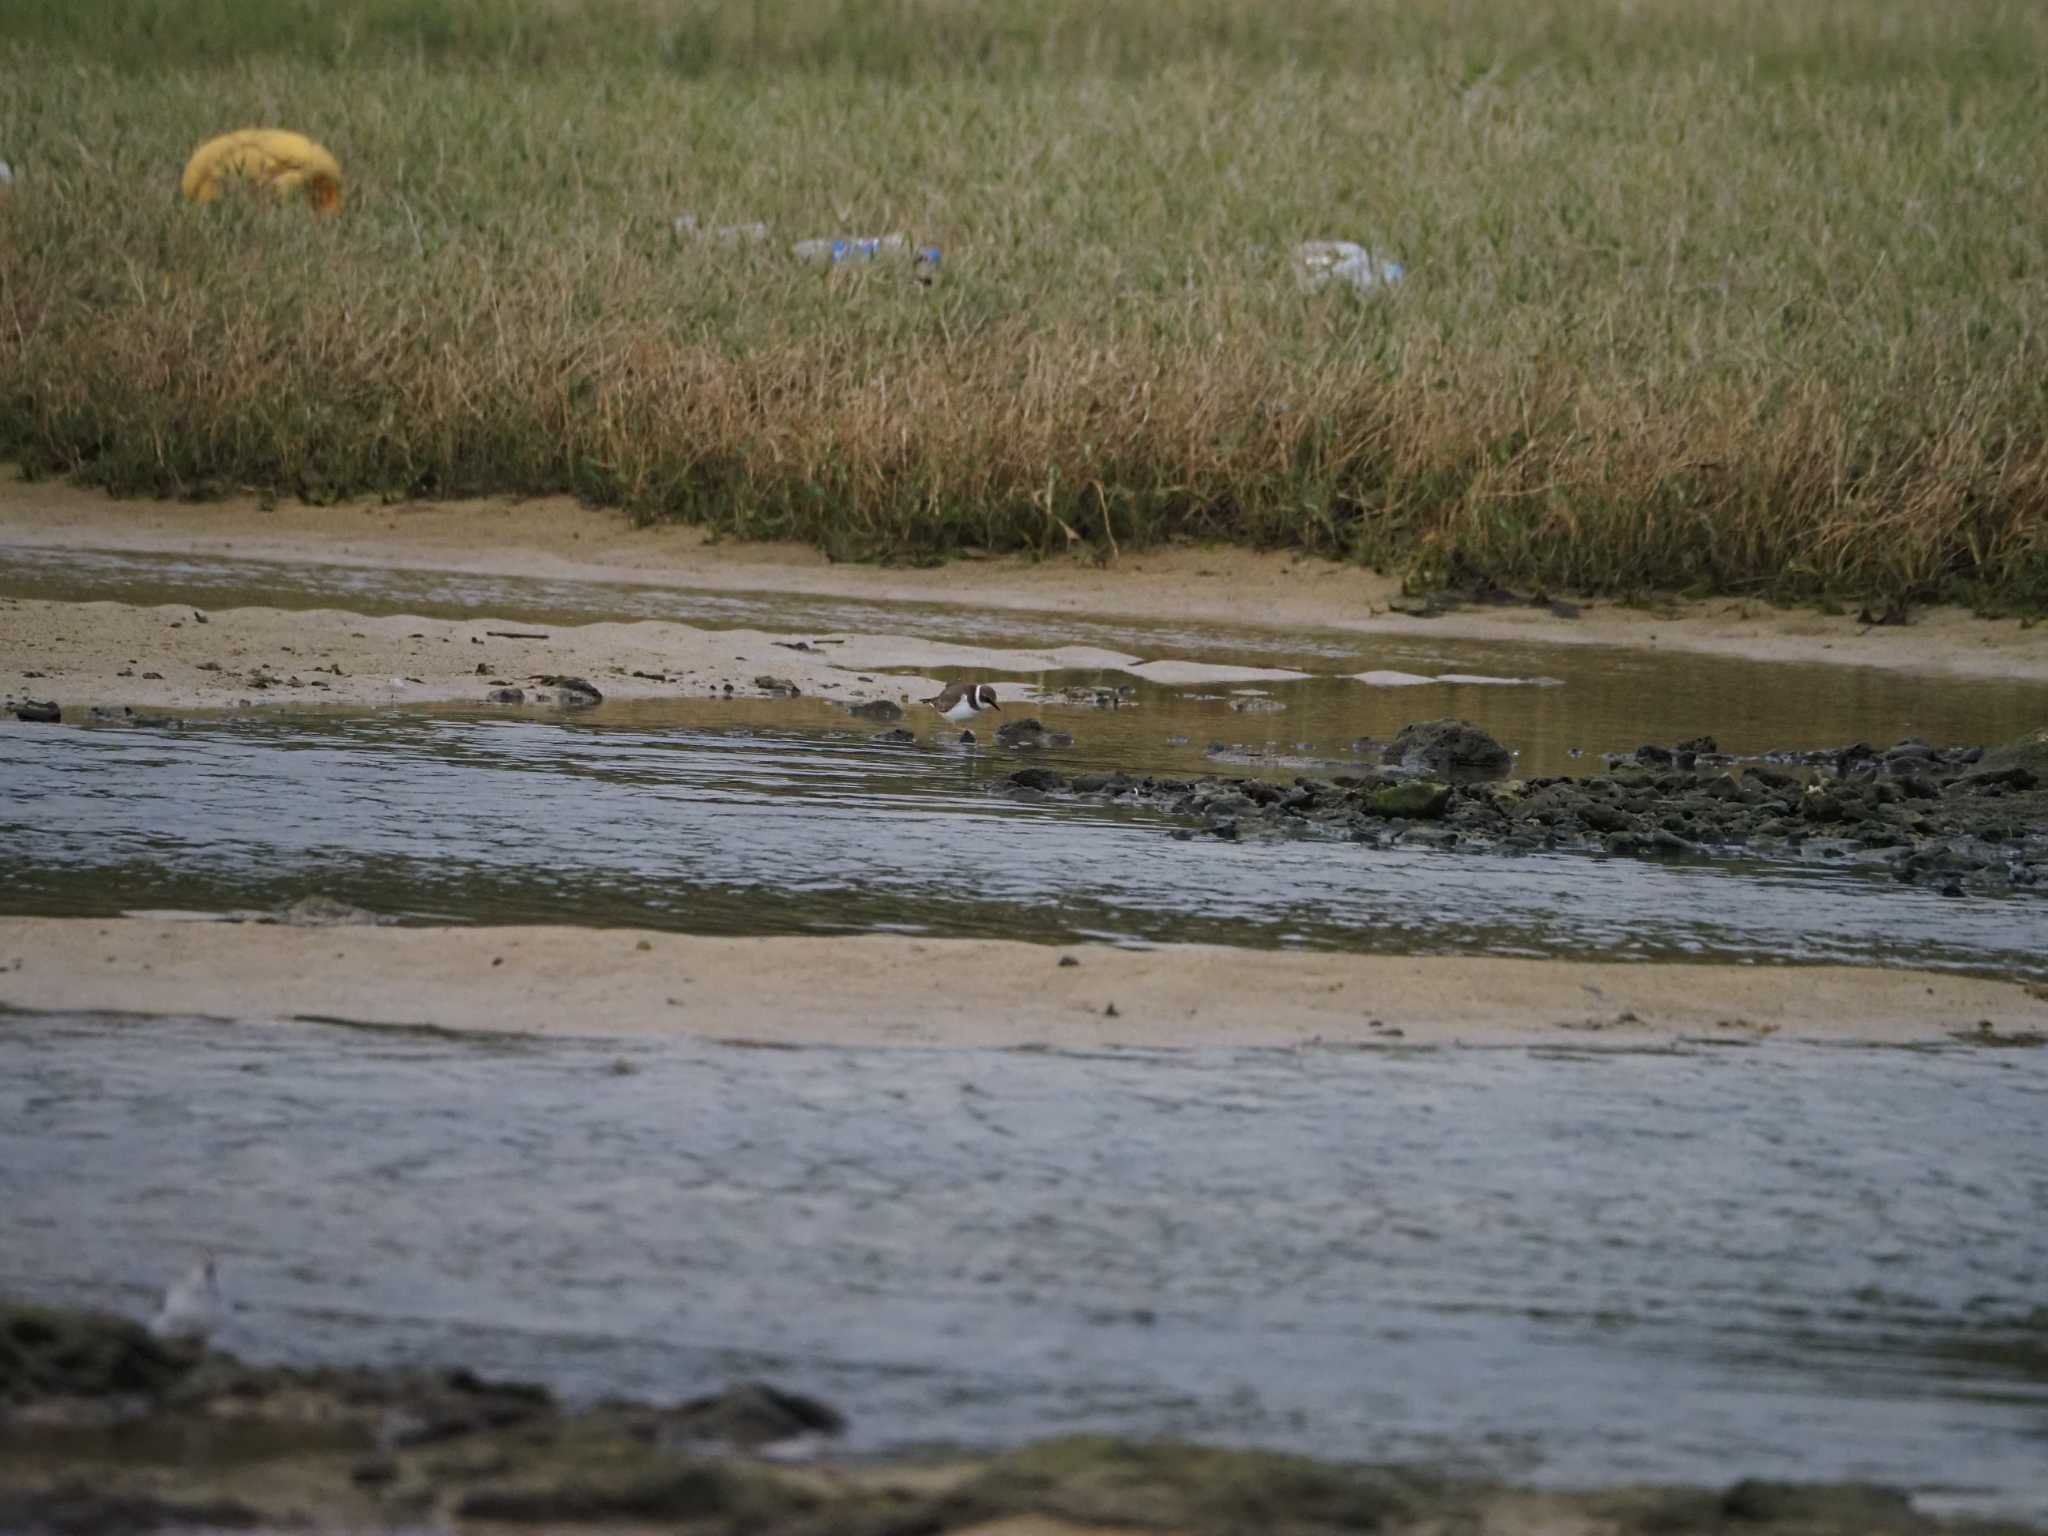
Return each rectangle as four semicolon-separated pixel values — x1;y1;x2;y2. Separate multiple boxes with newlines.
996;717;1049;745
871;727;915;744
848;699;903;721
533;674;603;705
666;1380;846;1448
1981;727;2048;776
457;1464;749;1523
751;675;800;696
1720;1477;1915;1524
486;687;526;704
0;1485;263;1534
1581;798;1630;835
1676;735;1719;754
1;1304;200;1402
1951;765;2038;794
12;700;60;723
940;1435;1419;1535
1009;768;1067;792
1366;782;1453;819
1380;720;1513;781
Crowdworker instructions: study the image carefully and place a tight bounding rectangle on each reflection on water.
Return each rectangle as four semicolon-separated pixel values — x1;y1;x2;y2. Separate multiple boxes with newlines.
3;543;2044;779
2;714;2043;972
2;1014;2044;1514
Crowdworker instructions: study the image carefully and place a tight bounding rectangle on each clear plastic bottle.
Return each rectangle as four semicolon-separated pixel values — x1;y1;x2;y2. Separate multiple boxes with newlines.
673;212;769;245
793;234;941;277
1293;241;1404;294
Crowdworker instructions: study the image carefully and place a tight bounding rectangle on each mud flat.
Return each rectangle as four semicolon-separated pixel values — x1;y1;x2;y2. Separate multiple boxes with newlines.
1;917;2043;1047
3;1300;2041;1536
5;479;2047;682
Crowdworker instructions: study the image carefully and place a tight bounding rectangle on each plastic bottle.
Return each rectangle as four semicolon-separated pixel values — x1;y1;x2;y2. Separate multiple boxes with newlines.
673;212;770;245
1293;241;1404;294
793;234;942;275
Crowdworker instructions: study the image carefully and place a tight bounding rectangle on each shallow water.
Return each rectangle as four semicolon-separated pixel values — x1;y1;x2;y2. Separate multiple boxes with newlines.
2;1013;2044;1515
8;544;2048;1518
5;542;2046;781
3;713;2043;972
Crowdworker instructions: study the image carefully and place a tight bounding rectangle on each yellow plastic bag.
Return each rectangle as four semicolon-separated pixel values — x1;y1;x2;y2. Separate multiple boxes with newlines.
181;130;343;213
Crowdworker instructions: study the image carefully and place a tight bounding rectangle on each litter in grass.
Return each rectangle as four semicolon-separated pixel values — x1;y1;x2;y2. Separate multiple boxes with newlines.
1292;240;1404;294
672;212;771;245
181;129;343;213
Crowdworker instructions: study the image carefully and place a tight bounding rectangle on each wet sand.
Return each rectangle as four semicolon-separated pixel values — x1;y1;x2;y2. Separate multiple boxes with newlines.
6;477;2047;682
3;917;2041;1047
5;481;2045;1048
0;593;1137;712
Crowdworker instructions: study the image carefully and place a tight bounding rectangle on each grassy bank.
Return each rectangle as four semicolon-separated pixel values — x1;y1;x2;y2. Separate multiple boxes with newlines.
3;0;2046;604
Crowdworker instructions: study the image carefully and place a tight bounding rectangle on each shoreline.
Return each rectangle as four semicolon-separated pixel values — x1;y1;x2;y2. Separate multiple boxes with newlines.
3;918;2042;1048
10;1300;2035;1536
6;479;2048;683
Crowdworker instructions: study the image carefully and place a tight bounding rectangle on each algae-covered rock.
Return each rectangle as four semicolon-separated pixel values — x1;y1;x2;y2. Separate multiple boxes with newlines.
1620;1476;1939;1533
1381;720;1513;781
0;1484;264;1533
1982;726;2048;777
456;1461;772;1523
665;1380;846;1448
0;1303;198;1403
940;1435;1424;1534
1367;781;1452;819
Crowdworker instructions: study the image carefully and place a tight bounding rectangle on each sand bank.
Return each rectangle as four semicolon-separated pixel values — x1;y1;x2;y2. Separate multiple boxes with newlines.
0;594;1143;713
2;918;2040;1048
4;479;2045;682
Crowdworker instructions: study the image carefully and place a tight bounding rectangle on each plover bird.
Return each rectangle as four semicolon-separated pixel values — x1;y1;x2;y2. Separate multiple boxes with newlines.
149;1256;223;1347
925;682;1001;724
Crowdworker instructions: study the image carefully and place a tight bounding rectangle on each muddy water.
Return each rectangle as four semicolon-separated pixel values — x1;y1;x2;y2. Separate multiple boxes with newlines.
2;1012;2044;1515
3;714;2043;972
4;543;2045;780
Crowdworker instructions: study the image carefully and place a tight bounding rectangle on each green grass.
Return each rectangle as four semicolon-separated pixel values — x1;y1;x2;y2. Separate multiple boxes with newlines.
3;0;2046;604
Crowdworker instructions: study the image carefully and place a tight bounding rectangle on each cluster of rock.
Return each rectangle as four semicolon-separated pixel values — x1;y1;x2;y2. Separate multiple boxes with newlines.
1;1299;2018;1536
1003;720;2048;894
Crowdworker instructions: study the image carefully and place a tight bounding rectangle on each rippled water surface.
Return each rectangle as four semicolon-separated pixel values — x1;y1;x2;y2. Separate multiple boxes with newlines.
3;1014;2045;1514
3;713;2043;971
8;543;2048;1518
